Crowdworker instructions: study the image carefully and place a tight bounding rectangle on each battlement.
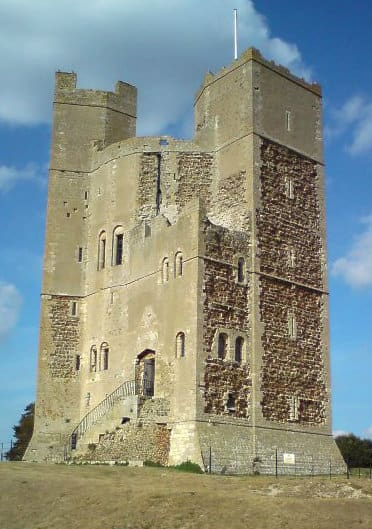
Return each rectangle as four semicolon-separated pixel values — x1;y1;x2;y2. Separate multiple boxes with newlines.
54;71;137;118
195;47;321;103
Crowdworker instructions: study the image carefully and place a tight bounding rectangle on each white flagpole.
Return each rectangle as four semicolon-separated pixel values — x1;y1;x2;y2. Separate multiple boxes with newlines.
233;8;238;60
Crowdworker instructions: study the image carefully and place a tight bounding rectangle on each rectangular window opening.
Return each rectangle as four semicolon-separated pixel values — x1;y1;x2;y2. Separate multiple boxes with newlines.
286;110;291;131
288;314;296;339
78;247;83;262
75;355;81;371
115;234;123;265
71;301;78;317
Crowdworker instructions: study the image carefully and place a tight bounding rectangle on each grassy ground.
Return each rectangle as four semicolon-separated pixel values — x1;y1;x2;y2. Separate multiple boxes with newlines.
1;462;372;529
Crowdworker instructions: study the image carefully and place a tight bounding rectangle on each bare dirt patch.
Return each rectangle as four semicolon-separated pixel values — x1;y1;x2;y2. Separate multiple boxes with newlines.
1;462;372;529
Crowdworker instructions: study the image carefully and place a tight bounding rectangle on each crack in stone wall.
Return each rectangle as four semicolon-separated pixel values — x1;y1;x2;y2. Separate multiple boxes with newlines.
48;296;80;378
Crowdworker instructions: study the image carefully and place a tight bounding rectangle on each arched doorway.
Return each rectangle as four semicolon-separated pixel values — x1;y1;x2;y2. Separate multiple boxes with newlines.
136;349;155;397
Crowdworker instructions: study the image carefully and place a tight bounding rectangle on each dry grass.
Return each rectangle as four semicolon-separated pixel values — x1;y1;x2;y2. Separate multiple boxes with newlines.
1;462;372;529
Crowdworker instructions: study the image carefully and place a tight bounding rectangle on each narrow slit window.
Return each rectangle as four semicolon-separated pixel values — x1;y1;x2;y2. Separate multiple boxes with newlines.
78;247;83;263
217;333;228;360
75;355;81;371
237;257;245;283
103;347;109;370
98;232;106;270
226;392;236;412
162;257;169;283
235;336;244;363
175;252;183;277
289;395;300;421
176;332;185;357
115;234;123;265
90;347;97;372
286;110;291;131
71;301;77;316
286;176;294;199
288;313;297;339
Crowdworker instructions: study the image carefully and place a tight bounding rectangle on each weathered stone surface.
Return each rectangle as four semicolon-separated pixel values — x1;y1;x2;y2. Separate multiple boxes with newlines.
204;358;251;418
81;422;170;465
259;277;326;424
26;48;344;474
48;296;80;379
257;139;323;289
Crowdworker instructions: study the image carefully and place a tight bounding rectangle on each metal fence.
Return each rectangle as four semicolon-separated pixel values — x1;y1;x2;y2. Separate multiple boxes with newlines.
201;447;364;477
0;440;14;461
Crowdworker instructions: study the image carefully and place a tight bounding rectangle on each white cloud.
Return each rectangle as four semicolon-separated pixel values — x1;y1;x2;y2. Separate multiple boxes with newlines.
333;430;350;438
329;95;372;155
0;282;22;340
332;215;372;287
364;426;372;440
0;163;46;192
0;0;310;134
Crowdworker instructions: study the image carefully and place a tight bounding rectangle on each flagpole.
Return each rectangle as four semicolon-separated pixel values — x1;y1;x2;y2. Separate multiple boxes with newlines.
233;8;238;60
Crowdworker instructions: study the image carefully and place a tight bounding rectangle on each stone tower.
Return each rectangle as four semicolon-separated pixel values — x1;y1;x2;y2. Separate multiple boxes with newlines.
25;48;345;474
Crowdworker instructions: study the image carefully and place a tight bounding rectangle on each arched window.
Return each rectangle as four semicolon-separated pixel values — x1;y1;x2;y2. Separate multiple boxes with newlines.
100;342;109;371
162;257;169;283
235;336;244;363
98;231;106;270
237;257;245;283
112;226;124;266
90;346;97;372
175;252;183;277
217;333;228;360
176;332;185;357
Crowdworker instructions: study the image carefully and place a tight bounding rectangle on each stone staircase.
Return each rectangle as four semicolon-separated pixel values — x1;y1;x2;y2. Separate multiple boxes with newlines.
66;379;137;458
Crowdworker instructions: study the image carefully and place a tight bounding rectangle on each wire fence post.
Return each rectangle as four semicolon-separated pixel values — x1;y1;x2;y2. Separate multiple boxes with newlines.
329;460;332;479
369;464;371;480
209;446;212;474
275;448;278;478
346;459;350;479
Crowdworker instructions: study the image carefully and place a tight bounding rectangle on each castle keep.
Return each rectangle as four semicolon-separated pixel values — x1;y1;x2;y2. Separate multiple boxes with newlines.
25;48;345;473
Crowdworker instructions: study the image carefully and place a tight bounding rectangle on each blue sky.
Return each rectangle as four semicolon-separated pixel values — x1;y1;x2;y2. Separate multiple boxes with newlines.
0;0;371;450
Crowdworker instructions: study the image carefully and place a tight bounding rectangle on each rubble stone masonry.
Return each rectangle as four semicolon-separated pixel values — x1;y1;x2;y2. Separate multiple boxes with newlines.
257;139;323;288
202;221;251;418
257;139;327;425
48;296;81;379
176;153;214;209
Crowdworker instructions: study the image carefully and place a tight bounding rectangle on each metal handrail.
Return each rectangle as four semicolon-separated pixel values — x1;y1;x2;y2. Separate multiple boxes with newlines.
70;378;136;448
